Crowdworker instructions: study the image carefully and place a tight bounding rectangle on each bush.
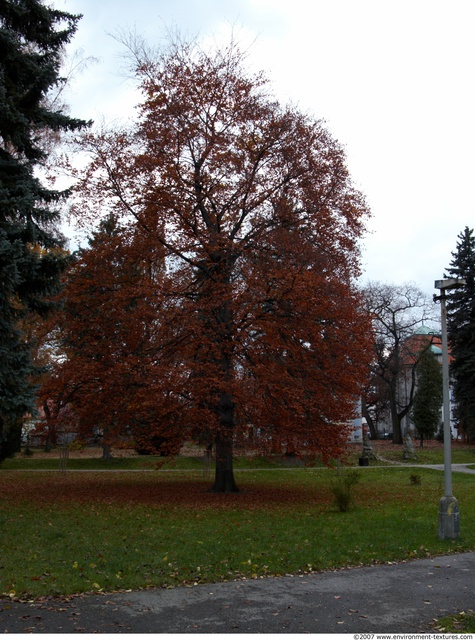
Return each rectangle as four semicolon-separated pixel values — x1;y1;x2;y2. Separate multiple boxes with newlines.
409;473;421;485
331;469;360;512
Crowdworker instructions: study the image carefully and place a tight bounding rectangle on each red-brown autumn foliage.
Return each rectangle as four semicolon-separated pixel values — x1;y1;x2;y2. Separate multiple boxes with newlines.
44;40;373;492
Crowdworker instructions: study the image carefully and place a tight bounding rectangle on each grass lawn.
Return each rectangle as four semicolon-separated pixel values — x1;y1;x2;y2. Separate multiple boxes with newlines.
0;466;474;599
368;441;475;465
433;610;475;633
0;453;288;471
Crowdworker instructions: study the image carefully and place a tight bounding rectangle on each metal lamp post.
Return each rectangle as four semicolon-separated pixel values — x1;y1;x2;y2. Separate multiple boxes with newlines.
434;278;465;539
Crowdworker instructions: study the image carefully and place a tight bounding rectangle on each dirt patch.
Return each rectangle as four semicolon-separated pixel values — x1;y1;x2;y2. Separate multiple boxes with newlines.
27;447;138;459
21;442;205;459
347;439;469;455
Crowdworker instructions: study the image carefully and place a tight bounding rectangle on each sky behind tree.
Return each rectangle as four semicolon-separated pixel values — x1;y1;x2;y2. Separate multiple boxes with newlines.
55;0;475;293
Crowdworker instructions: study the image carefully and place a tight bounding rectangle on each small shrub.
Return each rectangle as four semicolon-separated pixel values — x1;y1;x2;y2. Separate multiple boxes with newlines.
22;447;34;457
410;473;421;485
331;469;360;512
68;438;85;451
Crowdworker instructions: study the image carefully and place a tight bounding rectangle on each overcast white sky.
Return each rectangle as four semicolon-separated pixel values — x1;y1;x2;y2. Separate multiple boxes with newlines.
54;0;475;294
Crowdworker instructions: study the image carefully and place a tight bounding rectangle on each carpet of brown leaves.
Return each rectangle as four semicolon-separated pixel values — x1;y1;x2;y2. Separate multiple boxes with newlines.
0;471;330;510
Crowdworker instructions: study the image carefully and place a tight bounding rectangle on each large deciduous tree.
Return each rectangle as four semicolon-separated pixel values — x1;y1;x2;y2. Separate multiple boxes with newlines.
63;39;372;491
362;281;437;444
0;0;89;461
445;226;475;442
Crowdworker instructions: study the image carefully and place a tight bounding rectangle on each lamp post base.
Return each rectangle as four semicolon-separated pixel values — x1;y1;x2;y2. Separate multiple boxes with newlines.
438;496;460;540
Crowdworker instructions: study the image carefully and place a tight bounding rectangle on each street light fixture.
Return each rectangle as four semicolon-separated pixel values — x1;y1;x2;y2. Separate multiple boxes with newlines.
434;277;465;539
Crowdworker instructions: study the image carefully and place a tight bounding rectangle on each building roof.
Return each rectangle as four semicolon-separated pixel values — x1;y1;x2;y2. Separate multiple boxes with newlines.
414;325;439;336
401;325;444;365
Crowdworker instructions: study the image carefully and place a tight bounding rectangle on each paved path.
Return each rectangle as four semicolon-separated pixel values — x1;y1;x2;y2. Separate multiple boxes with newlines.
1;552;474;634
423;463;475;475
377;461;475;475
6;462;475;473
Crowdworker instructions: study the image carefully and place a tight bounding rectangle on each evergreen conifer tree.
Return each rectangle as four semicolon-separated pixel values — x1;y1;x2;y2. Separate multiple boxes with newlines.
0;0;89;460
445;226;475;442
411;347;443;446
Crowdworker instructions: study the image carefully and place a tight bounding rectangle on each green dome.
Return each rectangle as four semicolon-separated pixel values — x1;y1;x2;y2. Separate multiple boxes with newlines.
430;344;442;355
414;325;437;335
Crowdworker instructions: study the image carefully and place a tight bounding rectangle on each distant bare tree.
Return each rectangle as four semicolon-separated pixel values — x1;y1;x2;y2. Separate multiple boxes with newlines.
361;374;390;439
362;281;438;444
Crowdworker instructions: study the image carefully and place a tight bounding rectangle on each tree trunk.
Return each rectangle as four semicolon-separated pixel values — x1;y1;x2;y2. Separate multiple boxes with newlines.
43;402;52;452
390;404;403;444
102;442;113;459
388;387;404;444
211;433;239;492
0;415;22;461
211;389;239;493
43;436;52;453
361;395;377;439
